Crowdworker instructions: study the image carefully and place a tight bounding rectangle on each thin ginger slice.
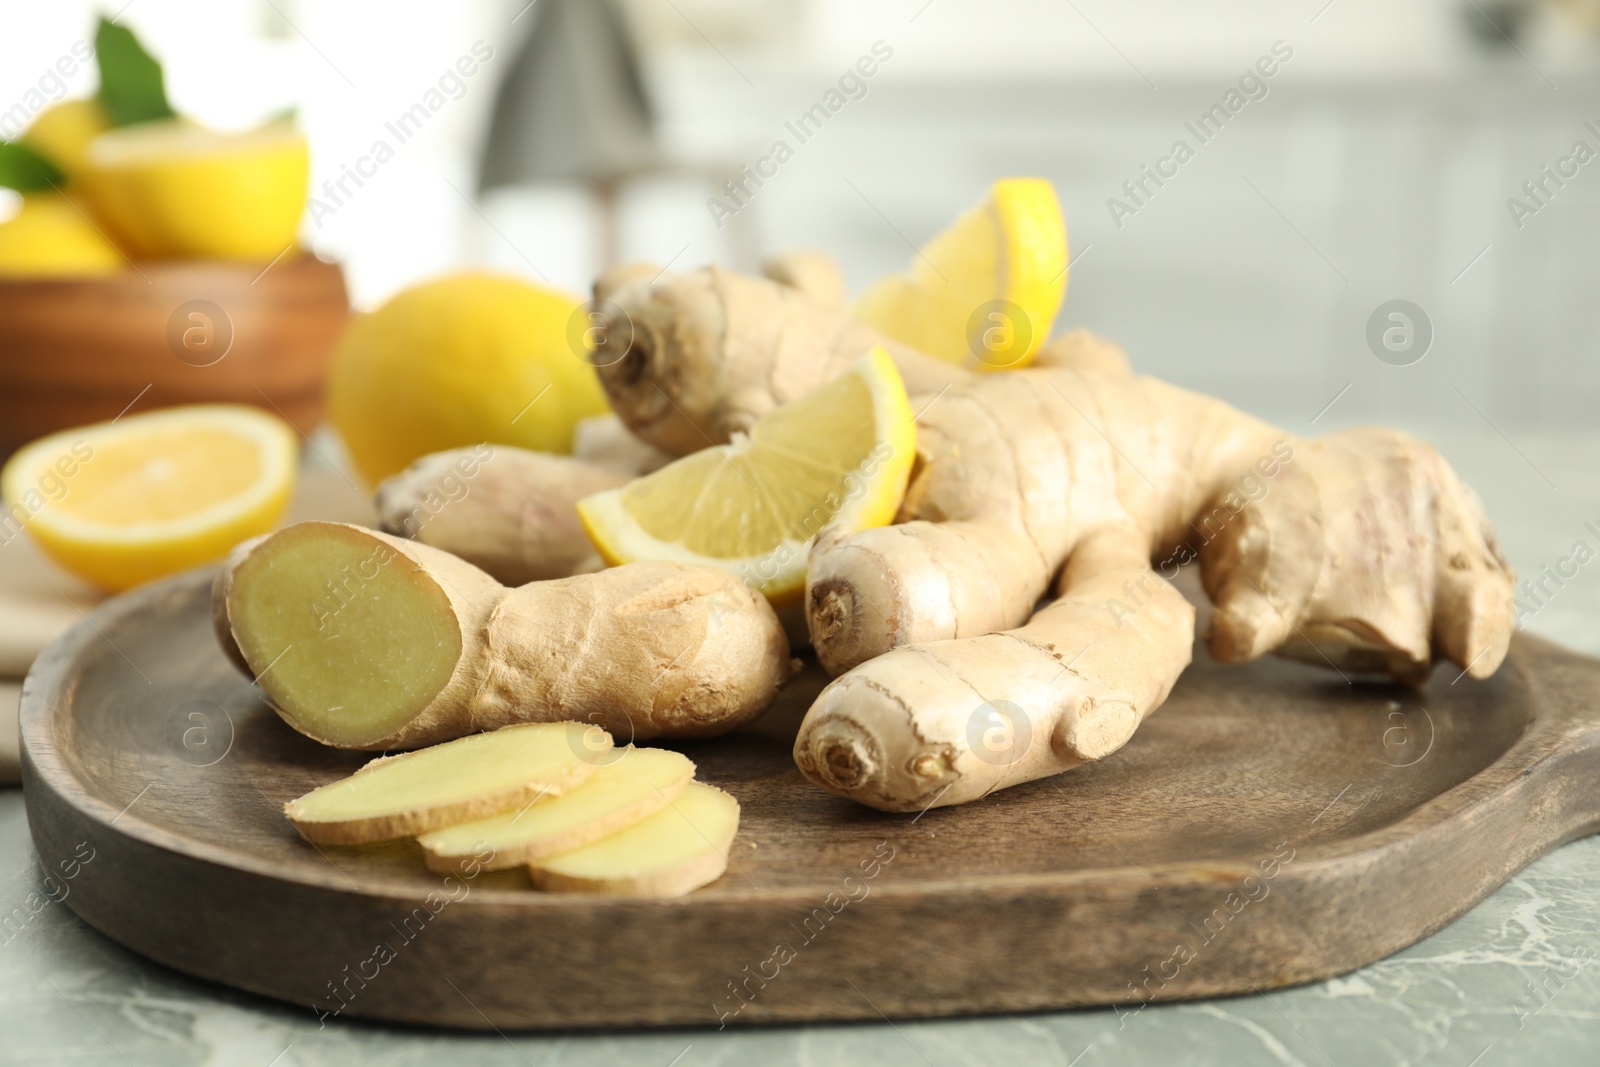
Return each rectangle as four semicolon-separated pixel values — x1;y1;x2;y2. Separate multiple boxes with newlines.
417;747;696;872
284;722;606;845
530;781;739;898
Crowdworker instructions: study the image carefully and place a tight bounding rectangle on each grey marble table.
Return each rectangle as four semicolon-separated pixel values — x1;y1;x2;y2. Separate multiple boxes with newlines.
3;427;1598;1067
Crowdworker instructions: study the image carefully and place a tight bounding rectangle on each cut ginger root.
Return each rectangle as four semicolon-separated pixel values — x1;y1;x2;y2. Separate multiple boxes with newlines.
214;520;791;750
418;747;696;872
529;781;739;898
284;723;600;845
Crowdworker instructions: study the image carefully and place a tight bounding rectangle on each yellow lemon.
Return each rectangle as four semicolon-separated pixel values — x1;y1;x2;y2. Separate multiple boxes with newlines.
854;177;1067;370
327;272;611;486
1;405;298;592
20;99;112;177
0;192;124;277
80;119;308;260
577;348;915;604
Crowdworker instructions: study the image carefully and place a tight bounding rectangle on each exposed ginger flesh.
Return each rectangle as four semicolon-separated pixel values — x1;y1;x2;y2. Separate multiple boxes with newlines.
284;722;605;844
530;781;739;898
418;747;695;871
215;521;793;751
228;522;462;747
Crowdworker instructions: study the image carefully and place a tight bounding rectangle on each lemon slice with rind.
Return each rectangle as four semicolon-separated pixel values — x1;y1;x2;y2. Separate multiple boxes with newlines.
1;404;298;591
577;348;915;604
854;176;1067;370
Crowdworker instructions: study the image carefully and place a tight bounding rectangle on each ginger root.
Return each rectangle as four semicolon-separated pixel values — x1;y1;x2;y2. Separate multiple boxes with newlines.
760;248;846;307
214;521;791;750
592;265;966;456
595;265;1517;812
375;421;673;586
375;445;626;585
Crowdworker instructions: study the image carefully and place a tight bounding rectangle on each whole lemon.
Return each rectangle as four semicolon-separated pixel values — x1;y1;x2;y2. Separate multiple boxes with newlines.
0;192;124;277
328;272;610;485
20;98;112;177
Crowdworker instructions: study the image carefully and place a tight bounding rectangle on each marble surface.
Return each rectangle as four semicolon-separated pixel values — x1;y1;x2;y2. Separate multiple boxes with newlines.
3;430;1599;1065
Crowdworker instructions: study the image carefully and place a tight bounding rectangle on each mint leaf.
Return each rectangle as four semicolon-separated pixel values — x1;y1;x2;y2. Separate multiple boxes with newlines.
96;16;177;126
0;141;64;191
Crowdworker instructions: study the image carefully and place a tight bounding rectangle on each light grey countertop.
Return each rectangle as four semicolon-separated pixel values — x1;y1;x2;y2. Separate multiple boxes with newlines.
3;427;1599;1067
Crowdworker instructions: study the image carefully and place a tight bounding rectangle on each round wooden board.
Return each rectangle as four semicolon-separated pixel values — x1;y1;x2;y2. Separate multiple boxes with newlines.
20;569;1600;1030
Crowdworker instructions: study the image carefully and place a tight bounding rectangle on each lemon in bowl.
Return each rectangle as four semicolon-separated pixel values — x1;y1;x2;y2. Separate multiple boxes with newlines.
80;120;309;261
0;193;124;278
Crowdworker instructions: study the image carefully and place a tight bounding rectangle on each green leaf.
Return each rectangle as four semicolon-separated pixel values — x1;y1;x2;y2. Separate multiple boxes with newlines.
0;141;65;192
95;16;177;126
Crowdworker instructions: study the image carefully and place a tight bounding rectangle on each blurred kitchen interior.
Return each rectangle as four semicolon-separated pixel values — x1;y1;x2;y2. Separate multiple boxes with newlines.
5;0;1598;434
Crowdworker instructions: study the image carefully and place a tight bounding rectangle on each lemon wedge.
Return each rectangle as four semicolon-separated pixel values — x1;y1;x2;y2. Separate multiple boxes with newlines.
577;348;915;604
854;177;1067;370
1;405;298;591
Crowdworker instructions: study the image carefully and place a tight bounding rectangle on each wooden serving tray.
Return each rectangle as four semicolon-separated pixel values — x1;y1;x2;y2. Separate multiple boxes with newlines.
20;569;1600;1029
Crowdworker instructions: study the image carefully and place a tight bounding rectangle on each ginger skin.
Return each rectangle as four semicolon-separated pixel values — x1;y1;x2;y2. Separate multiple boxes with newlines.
214;521;792;750
593;267;1518;812
591;265;966;456
376;446;627;585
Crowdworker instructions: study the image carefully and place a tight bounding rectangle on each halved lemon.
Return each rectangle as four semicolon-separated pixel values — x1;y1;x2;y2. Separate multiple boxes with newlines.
577;348;915;604
81;120;308;260
854;177;1067;370
1;405;298;592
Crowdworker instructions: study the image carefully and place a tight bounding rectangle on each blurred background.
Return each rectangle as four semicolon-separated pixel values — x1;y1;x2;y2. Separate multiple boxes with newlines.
6;0;1599;433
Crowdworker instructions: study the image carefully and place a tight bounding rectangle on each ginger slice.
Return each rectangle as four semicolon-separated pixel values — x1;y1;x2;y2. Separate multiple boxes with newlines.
530;781;739;898
284;722;605;845
418;747;695;872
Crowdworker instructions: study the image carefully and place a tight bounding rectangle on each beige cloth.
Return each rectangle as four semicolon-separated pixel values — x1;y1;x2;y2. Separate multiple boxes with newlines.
0;463;373;785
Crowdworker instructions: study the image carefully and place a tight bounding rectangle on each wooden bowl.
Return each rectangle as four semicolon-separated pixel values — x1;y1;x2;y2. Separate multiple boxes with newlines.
0;255;348;459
